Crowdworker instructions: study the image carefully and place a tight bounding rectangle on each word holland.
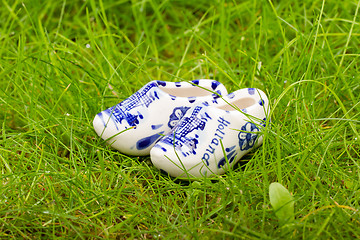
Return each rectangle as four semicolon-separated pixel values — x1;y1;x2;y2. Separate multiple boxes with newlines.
202;116;231;165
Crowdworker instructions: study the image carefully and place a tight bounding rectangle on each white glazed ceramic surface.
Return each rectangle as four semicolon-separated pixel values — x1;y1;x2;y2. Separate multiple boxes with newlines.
150;88;270;178
93;80;228;155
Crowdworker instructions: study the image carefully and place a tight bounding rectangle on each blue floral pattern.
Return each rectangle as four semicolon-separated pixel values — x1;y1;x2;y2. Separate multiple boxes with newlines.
238;122;260;151
167;106;190;128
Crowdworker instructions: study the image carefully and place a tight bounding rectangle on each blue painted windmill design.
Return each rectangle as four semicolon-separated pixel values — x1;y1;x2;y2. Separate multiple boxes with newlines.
167;106;191;129
163;106;207;156
102;82;159;128
120;82;159;110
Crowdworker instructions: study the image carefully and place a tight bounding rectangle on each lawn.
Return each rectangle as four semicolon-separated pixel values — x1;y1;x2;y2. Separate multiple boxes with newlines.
1;0;359;238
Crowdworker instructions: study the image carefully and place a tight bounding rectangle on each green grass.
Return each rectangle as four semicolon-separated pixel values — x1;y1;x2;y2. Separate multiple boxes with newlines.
1;0;360;238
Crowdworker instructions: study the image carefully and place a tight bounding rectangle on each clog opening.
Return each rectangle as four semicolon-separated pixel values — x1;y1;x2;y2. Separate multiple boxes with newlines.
159;85;214;97
219;97;256;111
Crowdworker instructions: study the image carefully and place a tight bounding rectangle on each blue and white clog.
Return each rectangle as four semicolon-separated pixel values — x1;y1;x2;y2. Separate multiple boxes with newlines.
93;80;228;155
150;88;270;178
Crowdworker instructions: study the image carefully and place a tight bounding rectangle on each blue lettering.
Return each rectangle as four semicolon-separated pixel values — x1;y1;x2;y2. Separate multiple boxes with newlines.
216;128;225;135
211;138;219;146
202;153;210;166
214;133;224;139
218;117;230;126
206;145;215;154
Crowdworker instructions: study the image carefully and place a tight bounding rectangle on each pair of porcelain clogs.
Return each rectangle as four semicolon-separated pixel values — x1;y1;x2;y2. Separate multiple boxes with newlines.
93;80;270;178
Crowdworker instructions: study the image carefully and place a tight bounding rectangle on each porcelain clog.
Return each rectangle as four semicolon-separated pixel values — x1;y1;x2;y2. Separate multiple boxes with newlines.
150;88;270;178
93;80;228;156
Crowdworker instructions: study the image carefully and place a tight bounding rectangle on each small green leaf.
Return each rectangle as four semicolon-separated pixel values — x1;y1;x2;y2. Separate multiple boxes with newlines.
269;182;294;223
